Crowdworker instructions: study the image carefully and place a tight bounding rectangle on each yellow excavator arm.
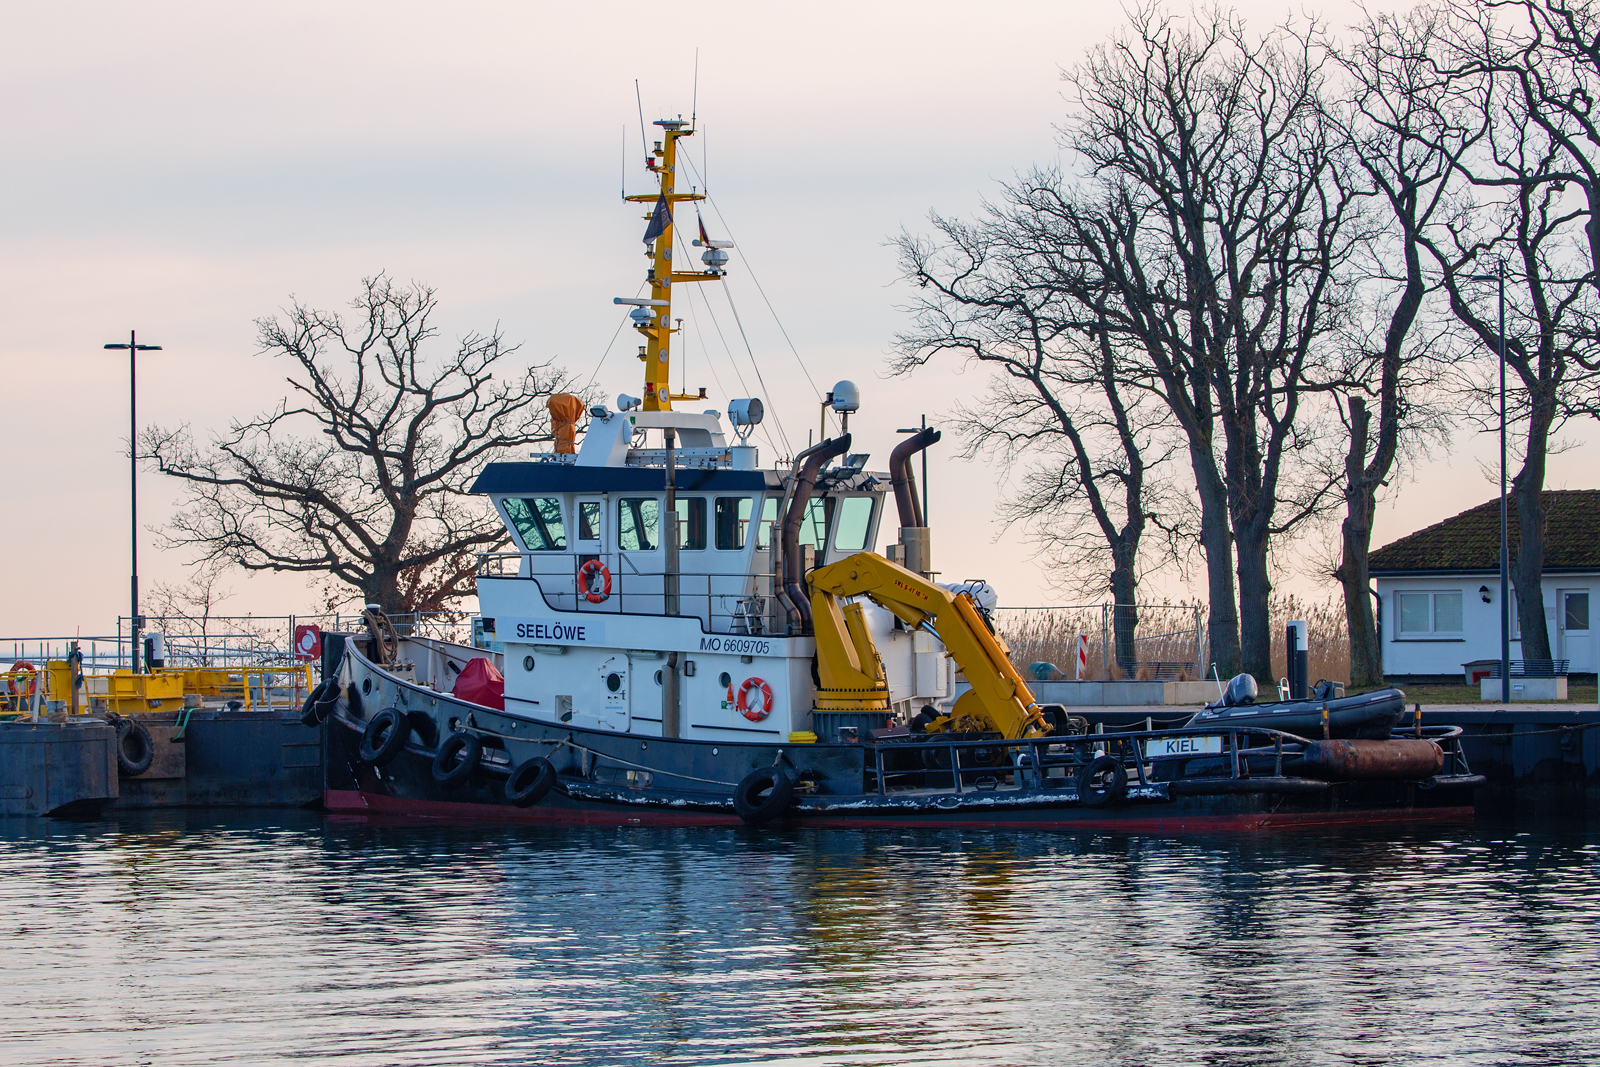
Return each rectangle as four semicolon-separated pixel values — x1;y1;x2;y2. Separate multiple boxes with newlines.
808;552;1050;739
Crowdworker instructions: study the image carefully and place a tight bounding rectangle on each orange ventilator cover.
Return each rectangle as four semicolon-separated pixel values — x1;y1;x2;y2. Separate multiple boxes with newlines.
452;656;505;710
547;393;585;454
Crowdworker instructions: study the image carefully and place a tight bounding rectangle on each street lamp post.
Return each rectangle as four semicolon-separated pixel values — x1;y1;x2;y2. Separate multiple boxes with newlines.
103;330;163;674
1468;264;1510;704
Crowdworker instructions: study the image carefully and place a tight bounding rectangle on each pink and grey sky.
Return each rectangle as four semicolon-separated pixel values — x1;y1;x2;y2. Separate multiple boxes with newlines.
2;0;1594;636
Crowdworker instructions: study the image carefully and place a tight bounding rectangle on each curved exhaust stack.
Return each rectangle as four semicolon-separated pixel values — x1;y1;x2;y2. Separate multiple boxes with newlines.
889;427;939;528
777;433;852;634
889;427;940;575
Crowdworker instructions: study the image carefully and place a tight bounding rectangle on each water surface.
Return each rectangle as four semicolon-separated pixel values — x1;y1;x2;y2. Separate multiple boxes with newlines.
1;812;1596;1066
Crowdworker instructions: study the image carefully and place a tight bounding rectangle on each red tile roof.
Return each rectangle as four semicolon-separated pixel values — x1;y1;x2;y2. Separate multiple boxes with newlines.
1369;490;1600;573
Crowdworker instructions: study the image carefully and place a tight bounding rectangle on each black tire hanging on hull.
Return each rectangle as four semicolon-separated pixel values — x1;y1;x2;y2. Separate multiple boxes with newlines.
1077;755;1127;807
505;757;558;807
733;767;794;826
358;708;409;767
300;678;340;727
114;717;155;777
432;732;482;786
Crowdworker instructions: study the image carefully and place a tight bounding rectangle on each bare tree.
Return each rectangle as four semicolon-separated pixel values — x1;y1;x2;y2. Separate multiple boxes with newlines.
146;561;235;664
146;275;579;615
893;190;1184;670
1410;0;1600;661
1052;7;1358;680
1329;6;1479;686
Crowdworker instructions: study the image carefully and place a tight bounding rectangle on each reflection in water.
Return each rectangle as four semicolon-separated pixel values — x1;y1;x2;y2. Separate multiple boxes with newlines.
0;812;1596;1066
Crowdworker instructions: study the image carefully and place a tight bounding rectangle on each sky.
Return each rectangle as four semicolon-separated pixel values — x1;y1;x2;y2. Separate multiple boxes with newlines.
3;0;1596;640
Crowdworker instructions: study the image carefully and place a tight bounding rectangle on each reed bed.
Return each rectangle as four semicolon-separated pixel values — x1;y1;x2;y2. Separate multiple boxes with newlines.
997;593;1351;684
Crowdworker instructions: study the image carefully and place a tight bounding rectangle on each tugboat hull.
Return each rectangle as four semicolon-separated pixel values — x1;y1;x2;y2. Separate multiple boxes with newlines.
322;643;1477;832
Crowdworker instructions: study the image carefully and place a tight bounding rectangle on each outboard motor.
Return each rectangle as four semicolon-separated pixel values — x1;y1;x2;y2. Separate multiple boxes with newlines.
1222;672;1259;707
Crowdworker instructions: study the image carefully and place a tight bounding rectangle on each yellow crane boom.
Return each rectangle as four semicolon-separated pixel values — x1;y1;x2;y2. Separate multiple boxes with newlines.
807;552;1050;739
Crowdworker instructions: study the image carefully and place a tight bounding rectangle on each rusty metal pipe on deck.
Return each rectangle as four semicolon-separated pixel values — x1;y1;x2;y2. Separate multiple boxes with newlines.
889;427;940;529
1297;739;1444;780
779;434;851;634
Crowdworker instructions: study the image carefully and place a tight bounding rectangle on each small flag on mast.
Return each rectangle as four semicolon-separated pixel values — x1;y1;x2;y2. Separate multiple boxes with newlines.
698;213;712;247
643;194;671;244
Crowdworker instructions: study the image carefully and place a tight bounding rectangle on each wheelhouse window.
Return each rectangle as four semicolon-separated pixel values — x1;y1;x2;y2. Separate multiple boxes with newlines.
578;501;601;542
505;497;566;551
619;498;659;551
1396;591;1463;636
675;497;707;551
755;498;779;550
715;497;752;550
834;496;875;552
796;496;835;550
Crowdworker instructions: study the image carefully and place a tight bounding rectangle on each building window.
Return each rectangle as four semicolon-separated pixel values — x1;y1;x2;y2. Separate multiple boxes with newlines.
618;498;659;551
505;497;566;551
1565;591;1590;632
1396;591;1464;636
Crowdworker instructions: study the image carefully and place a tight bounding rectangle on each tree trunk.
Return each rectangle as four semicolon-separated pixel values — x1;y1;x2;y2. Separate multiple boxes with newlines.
1192;448;1242;678
365;567;406;619
1510;398;1554;661
1109;541;1138;676
1336;397;1384;687
1234;521;1273;684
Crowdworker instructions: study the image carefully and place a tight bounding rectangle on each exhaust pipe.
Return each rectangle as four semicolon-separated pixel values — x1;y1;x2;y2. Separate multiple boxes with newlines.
779;433;851;634
890;427;939;527
889;427;940;574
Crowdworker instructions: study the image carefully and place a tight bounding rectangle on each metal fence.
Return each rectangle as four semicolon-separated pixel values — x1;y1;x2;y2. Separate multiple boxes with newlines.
2;611;479;673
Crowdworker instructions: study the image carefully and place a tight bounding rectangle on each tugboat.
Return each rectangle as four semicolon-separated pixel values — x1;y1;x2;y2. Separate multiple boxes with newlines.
317;113;1483;830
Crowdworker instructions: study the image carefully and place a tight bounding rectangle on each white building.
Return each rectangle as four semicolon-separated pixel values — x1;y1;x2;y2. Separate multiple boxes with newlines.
1370;490;1597;681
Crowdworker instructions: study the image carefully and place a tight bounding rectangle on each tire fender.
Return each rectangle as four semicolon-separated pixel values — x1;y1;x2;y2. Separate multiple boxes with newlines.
115;718;155;777
732;766;794;826
358;707;409;766
432;731;483;786
505;757;558;807
1077;755;1128;808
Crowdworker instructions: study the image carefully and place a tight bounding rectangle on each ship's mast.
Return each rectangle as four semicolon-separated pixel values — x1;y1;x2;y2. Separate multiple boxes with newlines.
620;117;728;411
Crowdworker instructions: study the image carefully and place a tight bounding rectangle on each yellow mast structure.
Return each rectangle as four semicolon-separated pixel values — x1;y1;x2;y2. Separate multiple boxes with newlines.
621;118;729;411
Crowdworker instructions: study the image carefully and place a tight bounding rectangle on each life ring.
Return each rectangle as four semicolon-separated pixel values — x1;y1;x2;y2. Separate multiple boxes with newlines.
737;677;774;723
579;560;612;603
6;660;38;699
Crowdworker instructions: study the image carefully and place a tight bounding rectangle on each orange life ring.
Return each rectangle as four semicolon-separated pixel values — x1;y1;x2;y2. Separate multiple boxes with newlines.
7;660;38;698
737;677;774;722
579;560;612;604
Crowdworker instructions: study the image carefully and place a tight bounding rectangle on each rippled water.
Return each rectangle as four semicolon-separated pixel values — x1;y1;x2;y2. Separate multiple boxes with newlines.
1;813;1598;1066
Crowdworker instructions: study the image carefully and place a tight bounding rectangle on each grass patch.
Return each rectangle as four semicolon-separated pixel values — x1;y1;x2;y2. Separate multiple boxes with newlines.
1351;683;1598;705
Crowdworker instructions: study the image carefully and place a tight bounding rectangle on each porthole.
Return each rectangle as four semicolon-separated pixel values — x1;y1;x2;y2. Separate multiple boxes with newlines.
654;669;663;685
606;672;622;693
523;655;535;672
718;671;732;687
712;747;719;756
361;678;372;695
641;741;648;750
